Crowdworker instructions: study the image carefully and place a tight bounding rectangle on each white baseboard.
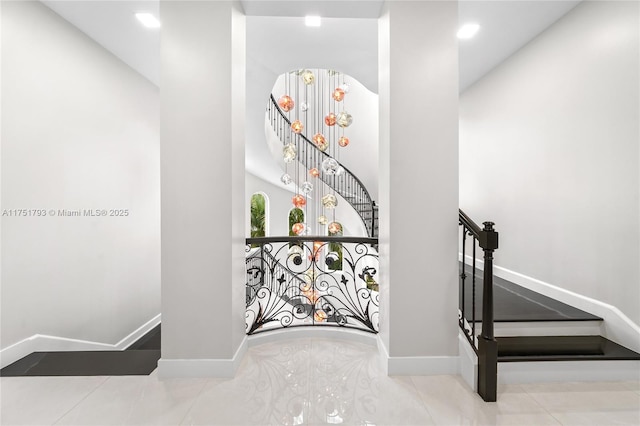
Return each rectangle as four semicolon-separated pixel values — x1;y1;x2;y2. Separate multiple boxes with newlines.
376;335;459;376
248;326;378;348
0;314;161;369
157;336;248;379
498;360;640;384
460;255;640;353
458;332;478;391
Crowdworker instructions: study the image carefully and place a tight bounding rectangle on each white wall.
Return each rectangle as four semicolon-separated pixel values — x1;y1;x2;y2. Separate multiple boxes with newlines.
1;1;160;349
460;1;640;324
160;0;246;376
379;1;459;369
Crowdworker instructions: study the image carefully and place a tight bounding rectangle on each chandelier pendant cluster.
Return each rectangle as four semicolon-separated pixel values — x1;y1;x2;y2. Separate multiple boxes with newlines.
275;69;353;237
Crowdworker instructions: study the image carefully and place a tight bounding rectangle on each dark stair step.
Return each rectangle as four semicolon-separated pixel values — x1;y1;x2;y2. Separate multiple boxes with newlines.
461;264;603;322
497;335;640;362
1;325;161;377
0;350;160;376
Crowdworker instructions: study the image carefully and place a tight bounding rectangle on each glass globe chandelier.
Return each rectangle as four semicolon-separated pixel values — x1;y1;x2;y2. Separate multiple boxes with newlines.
274;68;355;252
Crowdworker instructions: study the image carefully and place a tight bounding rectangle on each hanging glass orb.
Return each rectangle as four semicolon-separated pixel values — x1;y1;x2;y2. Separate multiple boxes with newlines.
300;102;309;112
309;168;320;178
281;173;292;185
336;111;353;128
322;158;339;175
288;245;303;265
338;136;350;147
335;166;345;177
283;144;297;163
312;241;323;260
304;269;315;285
322;194;338;209
291;120;304;134
324;113;337;127
292;194;306;209
301;70;315;85
328;222;342;234
303;224;312;235
340;83;350;93
278;95;294;112
318;215;328;225
292;222;305;235
313;133;328;151
314;310;328;322
301;181;313;194
332;88;345;102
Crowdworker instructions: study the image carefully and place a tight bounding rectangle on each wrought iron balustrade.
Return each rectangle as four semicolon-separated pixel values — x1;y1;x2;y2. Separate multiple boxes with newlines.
268;95;378;237
459;209;499;402
246;236;379;335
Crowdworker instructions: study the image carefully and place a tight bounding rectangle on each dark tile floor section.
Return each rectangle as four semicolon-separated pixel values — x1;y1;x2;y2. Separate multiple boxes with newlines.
460;264;602;322
0;326;161;377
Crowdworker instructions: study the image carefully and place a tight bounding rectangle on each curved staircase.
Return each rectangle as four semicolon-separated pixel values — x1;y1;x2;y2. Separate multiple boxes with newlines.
267;94;378;238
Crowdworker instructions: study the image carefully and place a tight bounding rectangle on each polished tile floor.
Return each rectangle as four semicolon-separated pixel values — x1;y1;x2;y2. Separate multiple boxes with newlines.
1;338;639;425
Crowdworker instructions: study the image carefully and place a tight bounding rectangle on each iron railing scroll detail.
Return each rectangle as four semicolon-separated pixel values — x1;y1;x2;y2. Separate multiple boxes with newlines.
459;210;499;402
268;95;378;238
246;236;379;335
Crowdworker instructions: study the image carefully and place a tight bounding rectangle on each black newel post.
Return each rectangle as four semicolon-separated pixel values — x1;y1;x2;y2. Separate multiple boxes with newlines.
477;221;499;402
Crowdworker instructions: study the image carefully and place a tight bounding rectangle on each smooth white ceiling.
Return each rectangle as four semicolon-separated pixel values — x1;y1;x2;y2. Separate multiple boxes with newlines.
240;0;384;18
42;0;161;86
41;0;581;92
458;0;580;90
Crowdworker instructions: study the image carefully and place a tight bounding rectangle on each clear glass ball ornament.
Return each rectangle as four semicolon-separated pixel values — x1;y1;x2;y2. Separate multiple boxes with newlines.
281;173;292;185
322;194;338;209
301;181;313;194
283;144;297;163
322;158;339;175
336;111;353;128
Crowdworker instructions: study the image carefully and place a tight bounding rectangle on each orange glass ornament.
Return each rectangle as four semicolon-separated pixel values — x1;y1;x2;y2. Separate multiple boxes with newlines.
304;290;319;304
292;222;305;235
292;194;306;208
324;113;336;127
338;136;350;147
313;133;328;151
328;222;342;234
311;241;323;261
313;133;326;145
314;310;328;322
332;88;345;102
309;168;320;178
291;120;303;134
278;95;294;112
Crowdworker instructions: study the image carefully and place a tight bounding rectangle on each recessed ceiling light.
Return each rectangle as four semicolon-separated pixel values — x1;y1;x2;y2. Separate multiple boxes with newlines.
457;23;480;39
305;15;321;27
135;12;161;29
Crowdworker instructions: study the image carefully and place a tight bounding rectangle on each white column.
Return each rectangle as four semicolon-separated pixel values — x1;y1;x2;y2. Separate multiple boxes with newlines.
159;0;246;378
378;0;459;374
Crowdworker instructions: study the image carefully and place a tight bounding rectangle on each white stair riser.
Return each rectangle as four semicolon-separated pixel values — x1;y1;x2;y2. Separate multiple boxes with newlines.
462;320;602;340
498;360;640;384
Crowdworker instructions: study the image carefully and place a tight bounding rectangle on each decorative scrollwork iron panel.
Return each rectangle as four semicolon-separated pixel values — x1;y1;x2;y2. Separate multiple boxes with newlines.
245;237;379;335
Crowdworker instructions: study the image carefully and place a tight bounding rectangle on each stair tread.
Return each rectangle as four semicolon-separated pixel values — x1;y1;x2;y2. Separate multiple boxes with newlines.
0;350;160;376
496;335;640;362
461;264;602;323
